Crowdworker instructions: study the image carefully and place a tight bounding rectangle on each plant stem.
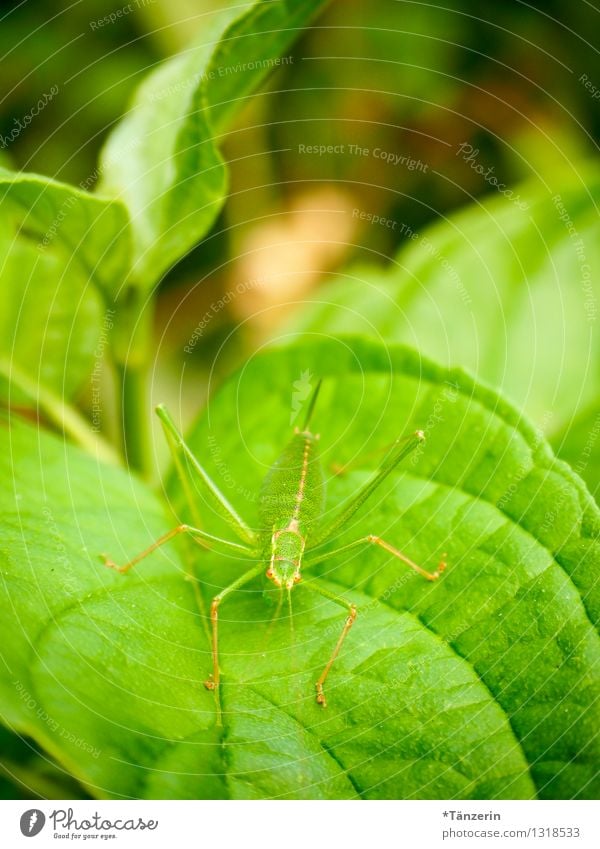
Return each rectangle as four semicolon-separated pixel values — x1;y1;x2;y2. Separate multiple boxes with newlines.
111;286;154;479
0;358;120;466
118;359;152;477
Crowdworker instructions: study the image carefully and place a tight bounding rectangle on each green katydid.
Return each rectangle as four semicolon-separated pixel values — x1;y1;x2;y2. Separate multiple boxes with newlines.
103;381;446;716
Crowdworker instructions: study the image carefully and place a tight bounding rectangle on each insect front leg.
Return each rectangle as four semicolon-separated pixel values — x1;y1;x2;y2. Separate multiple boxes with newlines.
204;563;265;724
301;580;357;708
305;535;447;581
101;524;256;574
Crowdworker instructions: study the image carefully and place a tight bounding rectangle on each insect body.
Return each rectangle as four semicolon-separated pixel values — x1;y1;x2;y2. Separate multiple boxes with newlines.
260;428;324;589
103;382;446;719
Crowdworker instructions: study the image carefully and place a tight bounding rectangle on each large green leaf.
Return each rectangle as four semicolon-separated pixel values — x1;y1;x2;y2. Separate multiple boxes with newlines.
0;168;131;405
552;402;600;502
99;0;330;288
1;338;598;799
287;170;600;440
0;725;89;799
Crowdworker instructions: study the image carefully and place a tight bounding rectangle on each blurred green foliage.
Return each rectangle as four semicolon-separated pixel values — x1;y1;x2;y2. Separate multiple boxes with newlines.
2;0;599;268
2;0;600;798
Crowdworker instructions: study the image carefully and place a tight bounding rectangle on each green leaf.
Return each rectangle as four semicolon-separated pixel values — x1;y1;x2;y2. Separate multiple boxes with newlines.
551;402;600;502
0;725;89;799
287;170;600;439
0;411;210;798
1;338;599;799
0;168;131;405
99;0;330;288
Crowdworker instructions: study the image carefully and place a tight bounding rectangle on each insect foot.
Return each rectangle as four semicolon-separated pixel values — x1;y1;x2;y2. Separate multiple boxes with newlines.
100;554;126;574
433;552;448;579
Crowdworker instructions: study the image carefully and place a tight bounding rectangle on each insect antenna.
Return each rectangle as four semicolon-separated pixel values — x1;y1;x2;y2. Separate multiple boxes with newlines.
262;587;284;648
287;587;296;648
302;378;323;430
287;587;301;703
